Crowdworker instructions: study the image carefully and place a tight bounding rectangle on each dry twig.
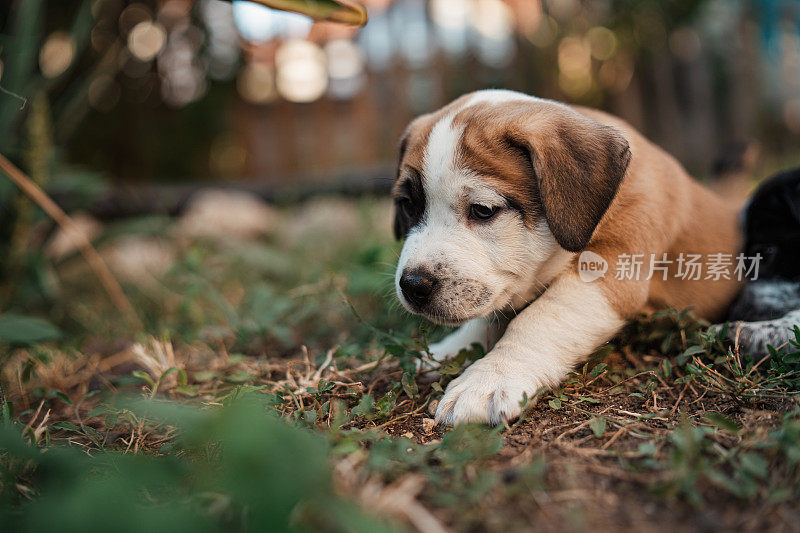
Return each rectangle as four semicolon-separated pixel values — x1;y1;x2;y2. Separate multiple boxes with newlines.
0;152;142;330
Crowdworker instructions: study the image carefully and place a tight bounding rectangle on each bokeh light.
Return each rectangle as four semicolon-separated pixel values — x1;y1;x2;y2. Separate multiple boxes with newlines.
430;0;470;30
157;12;207;107
325;39;365;99
598;52;634;94
357;9;393;70
471;0;512;40
119;3;153;36
471;0;514;67
587;26;617;61
237;62;278;104
275;39;327;103
325;39;364;80
158;0;193;25
393;0;431;68
39;31;76;78
546;0;579;21
201;0;241;80
127;21;167;62
528;15;558;48
430;0;470;56
232;1;313;42
558;35;592;97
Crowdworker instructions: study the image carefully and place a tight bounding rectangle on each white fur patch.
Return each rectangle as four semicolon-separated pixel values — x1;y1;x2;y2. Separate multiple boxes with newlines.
465;89;534;107
422;113;463;189
435;274;624;425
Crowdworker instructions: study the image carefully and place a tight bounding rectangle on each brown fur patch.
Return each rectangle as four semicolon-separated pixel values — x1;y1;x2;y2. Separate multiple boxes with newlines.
452;102;630;252
575;107;743;321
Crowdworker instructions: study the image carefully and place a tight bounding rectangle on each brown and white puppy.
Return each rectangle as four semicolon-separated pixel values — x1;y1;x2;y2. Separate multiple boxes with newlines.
392;89;742;425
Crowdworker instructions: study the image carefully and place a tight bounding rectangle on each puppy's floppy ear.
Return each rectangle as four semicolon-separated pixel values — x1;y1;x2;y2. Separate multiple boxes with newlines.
508;114;631;252
393;134;410;240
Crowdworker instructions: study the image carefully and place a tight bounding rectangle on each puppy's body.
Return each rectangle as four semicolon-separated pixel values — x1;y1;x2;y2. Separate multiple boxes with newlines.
392;90;743;425
577;106;742;321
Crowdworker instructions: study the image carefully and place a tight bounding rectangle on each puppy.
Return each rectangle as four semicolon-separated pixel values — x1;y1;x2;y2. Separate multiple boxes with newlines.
392;89;743;425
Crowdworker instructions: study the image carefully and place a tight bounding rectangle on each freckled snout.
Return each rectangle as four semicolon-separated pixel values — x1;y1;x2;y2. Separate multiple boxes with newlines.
399;267;438;308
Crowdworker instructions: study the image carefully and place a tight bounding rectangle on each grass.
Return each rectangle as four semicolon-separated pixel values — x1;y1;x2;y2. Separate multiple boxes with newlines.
2;195;800;532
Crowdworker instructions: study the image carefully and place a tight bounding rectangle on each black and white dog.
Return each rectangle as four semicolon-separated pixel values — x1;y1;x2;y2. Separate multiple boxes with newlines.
725;168;800;354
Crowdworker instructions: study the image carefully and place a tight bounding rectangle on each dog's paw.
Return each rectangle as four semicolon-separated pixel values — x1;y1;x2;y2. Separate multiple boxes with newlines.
434;357;535;426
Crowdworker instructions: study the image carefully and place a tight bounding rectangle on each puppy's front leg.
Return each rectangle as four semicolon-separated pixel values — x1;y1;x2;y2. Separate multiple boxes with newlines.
435;273;626;425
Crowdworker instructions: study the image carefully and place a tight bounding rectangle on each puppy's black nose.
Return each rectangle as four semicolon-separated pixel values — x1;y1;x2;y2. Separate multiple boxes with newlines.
400;269;437;307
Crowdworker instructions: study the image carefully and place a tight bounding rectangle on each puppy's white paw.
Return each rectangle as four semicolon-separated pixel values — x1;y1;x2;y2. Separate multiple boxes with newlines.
434;357;538;426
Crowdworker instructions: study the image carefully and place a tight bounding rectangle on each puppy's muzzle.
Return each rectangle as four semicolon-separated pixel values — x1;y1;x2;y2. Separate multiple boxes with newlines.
399;267;438;309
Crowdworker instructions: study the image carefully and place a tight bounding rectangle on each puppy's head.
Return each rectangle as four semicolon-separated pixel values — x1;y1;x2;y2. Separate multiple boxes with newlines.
393;90;631;325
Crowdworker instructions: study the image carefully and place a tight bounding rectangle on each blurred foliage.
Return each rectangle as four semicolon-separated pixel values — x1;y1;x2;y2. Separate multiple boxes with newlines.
0;0;94;155
0;314;62;345
0;393;396;532
0;0;97;321
1;197;423;350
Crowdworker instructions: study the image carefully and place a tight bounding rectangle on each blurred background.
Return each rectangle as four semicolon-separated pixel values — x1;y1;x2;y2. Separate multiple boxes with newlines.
4;0;800;187
2;0;800;346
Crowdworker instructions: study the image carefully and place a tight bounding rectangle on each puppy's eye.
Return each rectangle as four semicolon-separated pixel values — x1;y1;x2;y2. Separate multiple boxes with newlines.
469;204;499;221
397;197;412;216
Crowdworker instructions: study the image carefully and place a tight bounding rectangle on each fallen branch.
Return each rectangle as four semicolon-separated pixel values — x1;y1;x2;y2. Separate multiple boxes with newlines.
0;152;142;331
